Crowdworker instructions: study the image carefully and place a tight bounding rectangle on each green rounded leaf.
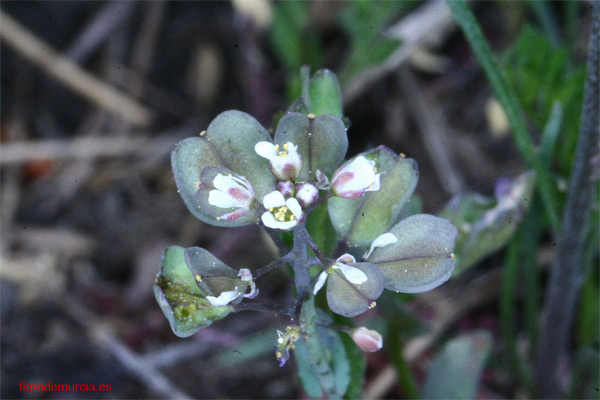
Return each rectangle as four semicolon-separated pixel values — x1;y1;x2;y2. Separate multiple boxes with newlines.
326;262;384;317
368;214;457;293
328;146;419;247
171;110;276;227
274;112;348;181
309;69;343;118
154;246;232;338
184;246;247;299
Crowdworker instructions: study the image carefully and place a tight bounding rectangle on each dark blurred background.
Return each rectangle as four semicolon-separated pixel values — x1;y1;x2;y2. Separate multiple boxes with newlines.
1;1;595;399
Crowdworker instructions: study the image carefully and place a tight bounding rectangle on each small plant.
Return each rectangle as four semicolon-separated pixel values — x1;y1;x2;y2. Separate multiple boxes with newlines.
154;67;457;397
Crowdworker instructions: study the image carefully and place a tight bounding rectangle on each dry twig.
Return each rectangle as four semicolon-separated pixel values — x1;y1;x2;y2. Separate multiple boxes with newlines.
397;67;465;195
0;135;173;165
0;10;152;126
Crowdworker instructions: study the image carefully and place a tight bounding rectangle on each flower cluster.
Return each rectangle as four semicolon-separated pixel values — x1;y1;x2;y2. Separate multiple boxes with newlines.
178;111;380;232
158;68;458;378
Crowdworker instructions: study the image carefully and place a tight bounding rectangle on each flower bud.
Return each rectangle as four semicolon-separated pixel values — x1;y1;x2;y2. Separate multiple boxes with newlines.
277;181;296;198
351;327;383;352
295;182;319;208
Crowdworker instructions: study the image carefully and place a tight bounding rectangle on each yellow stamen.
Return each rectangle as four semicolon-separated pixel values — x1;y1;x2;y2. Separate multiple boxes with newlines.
274;144;279;150
195;274;202;282
369;301;377;309
307;113;315;119
283;143;289;150
450;253;455;259
399;153;406;158
199;130;206;137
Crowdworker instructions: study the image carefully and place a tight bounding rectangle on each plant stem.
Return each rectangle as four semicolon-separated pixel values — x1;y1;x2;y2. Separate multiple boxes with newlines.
534;2;599;397
296;224;333;267
254;251;294;279
293;226;339;398
314;320;352;334
232;302;294;316
447;0;561;234
292;225;311;292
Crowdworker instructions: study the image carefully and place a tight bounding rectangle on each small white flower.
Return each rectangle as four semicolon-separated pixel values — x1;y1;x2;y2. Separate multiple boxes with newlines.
333;255;367;284
208;173;254;220
206;288;240;306
331;156;380;199
312;254;368;294
261;191;303;231
295;182;319;208
255;141;303;180
364;232;398;258
238;268;259;299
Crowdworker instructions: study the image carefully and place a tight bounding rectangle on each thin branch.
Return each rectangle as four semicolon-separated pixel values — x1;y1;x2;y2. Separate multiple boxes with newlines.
232;302;294;316
397;67;465;195
314;320;352;334
58;295;192;399
0;11;152;126
254;252;294;279
65;1;137;63
535;2;599;397
295;225;333;267
0;135;174;165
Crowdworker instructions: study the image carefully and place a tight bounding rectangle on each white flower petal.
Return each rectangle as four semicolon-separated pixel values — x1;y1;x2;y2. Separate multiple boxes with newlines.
206;288;240;306
272;219;297;230
238;268;253;281
208;189;244;208
336;253;356;265
262;191;286;209
261;211;297;230
332;156;379;198
212;173;237;193
255;141;276;159
334;263;368;285
261;211;279;228
313;271;328;294
365;232;397;258
286;198;303;219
